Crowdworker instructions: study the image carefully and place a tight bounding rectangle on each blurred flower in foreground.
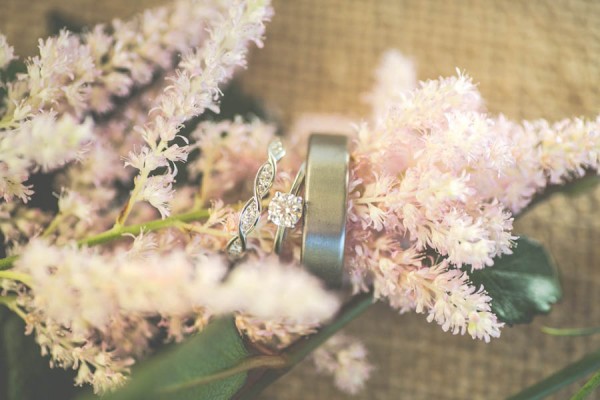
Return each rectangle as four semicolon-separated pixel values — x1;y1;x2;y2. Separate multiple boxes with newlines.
312;333;373;395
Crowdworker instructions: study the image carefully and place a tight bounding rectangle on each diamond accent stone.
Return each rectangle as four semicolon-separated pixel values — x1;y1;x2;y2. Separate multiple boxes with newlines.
256;163;274;196
268;191;303;228
227;238;243;258
268;139;286;161
240;199;259;233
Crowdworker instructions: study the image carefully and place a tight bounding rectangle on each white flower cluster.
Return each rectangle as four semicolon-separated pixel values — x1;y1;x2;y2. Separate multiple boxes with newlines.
490;115;600;212
347;57;514;341
312;333;373;395
122;0;273;222
86;0;226;113
189;117;277;202
0;112;93;202
0;34;15;70
0;1;228;204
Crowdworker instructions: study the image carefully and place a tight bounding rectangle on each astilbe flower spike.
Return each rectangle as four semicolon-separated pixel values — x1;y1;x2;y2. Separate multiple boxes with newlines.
346;70;507;339
119;0;273;223
86;0;227;114
343;51;600;343
0;0;228;203
189;116;277;203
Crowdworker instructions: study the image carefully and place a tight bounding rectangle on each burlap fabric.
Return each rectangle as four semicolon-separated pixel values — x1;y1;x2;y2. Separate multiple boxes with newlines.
2;1;600;399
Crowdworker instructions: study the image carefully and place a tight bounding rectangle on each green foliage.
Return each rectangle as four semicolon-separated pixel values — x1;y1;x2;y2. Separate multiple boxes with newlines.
507;349;600;400
519;174;600;217
571;370;600;400
467;237;562;324
95;318;250;400
0;309;81;400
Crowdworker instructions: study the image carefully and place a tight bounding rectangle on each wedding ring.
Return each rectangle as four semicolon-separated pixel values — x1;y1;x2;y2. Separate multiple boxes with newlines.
301;134;349;287
270;163;306;255
226;139;286;259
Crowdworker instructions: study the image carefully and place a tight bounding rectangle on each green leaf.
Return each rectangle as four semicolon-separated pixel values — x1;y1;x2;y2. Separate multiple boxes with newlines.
466;236;562;324
571;369;600;400
518;174;600;217
507;349;600;400
0;310;80;400
542;325;600;337
561;175;600;198
95;317;250;400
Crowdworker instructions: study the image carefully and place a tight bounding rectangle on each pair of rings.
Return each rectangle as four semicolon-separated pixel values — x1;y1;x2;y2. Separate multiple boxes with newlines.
225;134;349;287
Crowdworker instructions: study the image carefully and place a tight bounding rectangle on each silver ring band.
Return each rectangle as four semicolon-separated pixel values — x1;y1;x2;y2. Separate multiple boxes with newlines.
272;163;306;255
301;134;349;287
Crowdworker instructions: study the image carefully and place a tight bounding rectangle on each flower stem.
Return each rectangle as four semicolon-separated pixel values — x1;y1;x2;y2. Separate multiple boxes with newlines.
175;221;231;238
41;213;65;238
0;270;32;285
507;348;600;400
0;295;27;319
542;325;600;337
0;208;211;270
115;139;168;227
114;172;148;228
81;208;211;247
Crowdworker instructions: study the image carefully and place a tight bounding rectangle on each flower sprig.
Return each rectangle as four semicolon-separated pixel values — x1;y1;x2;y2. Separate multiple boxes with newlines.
344;53;599;342
117;0;273;225
0;0;232;203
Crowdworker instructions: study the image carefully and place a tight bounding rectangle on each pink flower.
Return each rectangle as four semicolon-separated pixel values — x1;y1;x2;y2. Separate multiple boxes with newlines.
121;0;273;221
0;34;15;69
344;54;514;341
312;334;373;395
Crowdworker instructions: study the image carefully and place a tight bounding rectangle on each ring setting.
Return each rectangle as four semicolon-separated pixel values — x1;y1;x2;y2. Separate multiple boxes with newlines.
268;191;303;228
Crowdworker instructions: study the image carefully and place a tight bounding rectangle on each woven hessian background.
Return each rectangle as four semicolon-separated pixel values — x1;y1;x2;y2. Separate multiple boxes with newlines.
2;1;600;399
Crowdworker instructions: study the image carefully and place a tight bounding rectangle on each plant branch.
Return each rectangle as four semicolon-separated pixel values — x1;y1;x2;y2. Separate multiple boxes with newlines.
114;141;168;228
0;208;211;271
41;213;65;238
0;270;32;285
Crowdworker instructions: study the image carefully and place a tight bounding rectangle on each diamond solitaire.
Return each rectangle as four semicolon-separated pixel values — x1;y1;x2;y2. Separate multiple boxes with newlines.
268;191;303;228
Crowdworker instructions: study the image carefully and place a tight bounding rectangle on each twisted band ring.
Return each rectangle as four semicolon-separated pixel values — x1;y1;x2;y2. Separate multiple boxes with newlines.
226;139;285;259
